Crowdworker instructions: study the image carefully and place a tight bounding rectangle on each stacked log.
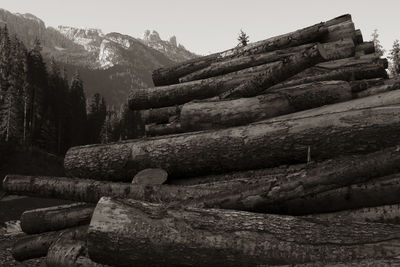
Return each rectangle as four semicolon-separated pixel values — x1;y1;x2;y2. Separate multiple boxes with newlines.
6;14;400;265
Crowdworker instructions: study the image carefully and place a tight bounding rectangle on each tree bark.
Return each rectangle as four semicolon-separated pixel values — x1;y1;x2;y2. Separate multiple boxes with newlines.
151;14;351;86
312;204;400;225
356;78;400;98
270;173;400;215
179;39;354;83
140;105;181;124
11;226;87;261
131;44;327;110
20;203;94;234
219;44;329;99
145;121;183;136
64;99;400;180
349;78;385;93
321;21;356;43
87;197;400;266
46;238;106;267
181;81;353;131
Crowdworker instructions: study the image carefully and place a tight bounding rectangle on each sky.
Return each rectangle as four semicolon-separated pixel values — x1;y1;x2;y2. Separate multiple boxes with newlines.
1;0;399;55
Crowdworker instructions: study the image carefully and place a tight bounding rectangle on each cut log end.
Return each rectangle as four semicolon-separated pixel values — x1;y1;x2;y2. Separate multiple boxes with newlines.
132;168;168;185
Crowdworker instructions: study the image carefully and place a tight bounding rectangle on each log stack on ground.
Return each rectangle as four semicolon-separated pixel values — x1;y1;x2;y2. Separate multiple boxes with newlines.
5;14;400;265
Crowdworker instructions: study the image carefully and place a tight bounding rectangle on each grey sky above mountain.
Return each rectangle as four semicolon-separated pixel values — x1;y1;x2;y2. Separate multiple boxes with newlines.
1;0;399;55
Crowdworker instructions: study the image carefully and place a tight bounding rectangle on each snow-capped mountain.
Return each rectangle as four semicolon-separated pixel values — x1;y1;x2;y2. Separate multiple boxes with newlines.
0;8;198;105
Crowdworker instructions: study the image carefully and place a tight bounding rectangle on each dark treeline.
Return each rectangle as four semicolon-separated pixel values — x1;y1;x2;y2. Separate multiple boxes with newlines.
0;26;143;156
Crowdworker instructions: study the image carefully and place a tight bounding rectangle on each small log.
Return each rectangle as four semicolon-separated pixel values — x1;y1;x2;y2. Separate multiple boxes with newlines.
312;204;400;225
46;238;106;267
354;29;364;44
20;203;94;234
349;78;385;93
87;197;400;266
140;105;181;124
180;39;354;83
356;78;400;98
355;41;375;56
181;81;353;131
145;121;183;137
132;168;168;185
12;226;87;261
151;14;351;86
322;21;356;43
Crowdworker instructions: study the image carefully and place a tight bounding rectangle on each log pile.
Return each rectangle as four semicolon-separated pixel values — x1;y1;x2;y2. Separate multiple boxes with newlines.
4;14;400;265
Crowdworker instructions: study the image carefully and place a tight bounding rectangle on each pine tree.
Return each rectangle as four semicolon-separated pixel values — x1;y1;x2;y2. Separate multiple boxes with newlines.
388;40;400;76
237;30;249;47
68;71;87;146
371;29;385;57
87;93;107;144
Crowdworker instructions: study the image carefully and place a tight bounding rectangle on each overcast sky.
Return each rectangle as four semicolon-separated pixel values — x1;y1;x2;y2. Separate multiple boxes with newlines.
1;0;399;55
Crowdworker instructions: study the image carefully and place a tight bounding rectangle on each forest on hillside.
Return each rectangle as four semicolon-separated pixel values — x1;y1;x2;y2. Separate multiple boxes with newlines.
0;26;144;158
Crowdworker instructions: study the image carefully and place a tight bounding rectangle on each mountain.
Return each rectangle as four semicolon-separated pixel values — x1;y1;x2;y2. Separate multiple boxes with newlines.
0;8;198;105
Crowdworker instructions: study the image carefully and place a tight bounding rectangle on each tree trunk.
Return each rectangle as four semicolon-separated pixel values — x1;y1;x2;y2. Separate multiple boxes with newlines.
312;204;400;225
140;105;181;124
132;168;168;185
356;78;400;98
20;203;94;234
219;44;328;99
354;29;364;44
151;14;351;86
269;63;387;90
145;121;183;137
349;78;385;93
46;238;106;267
64;101;400;180
12;226;87;261
131;44;327;110
181;81;353;131
87;197;400;266
270;173;400;215
355;42;375;56
321;21;356;43
180;39;354;83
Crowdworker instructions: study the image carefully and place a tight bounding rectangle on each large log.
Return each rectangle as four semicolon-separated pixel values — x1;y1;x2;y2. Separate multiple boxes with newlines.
355;41;375;56
47;238;106;267
12;226;87;261
130;44;327;110
65;99;400;180
151;14;351;86
312;204;400;225
219;44;329;99
20;203;94;234
180;39;354;83
140;105;181;124
87;197;400;266
271;172;400;215
181;81;353;131
5;146;400;213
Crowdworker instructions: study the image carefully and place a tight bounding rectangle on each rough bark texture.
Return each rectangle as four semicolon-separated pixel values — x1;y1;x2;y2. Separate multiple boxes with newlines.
349;78;385;93
20;203;94;234
181;81;353;131
132;168;168;185
269;63;387;90
87;197;400;266
355;42;375;56
65;96;400;181
131;44;326;110
271;173;400;215
321;21;356;43
140;105;181;124
11;226;87;261
145;121;183;137
46;238;106;267
219;44;328;99
355;78;400;98
180;39;354;83
312;204;400;225
151;14;351;86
